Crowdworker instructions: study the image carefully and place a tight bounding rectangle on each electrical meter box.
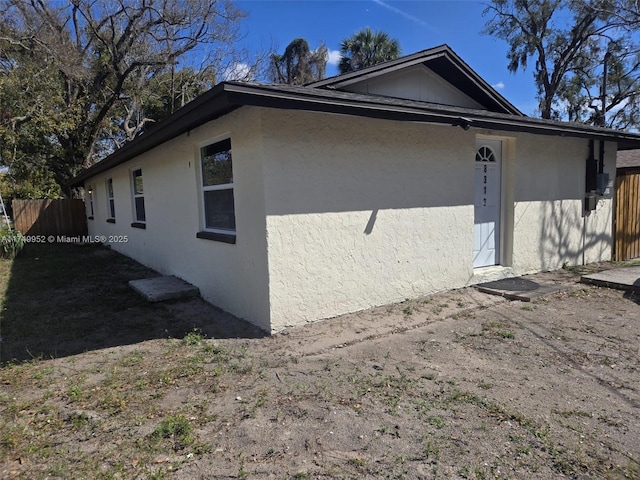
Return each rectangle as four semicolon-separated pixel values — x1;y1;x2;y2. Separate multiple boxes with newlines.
597;173;613;196
585;193;597;211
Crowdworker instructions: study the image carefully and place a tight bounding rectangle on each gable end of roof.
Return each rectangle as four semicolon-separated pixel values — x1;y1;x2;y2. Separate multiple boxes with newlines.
307;44;522;116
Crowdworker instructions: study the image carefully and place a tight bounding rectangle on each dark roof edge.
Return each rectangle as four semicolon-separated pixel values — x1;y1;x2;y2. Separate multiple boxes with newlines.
69;81;640;187
70;83;238;186
306;44;451;87
225;82;640;146
436;49;523;116
306;44;522;116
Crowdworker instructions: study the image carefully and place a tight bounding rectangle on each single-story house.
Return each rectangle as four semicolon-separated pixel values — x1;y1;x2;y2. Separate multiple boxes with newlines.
70;44;640;333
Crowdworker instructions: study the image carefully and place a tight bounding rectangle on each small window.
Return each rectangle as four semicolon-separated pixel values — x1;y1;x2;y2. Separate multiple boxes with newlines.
476;145;496;163
131;168;145;225
106;178;115;222
200;139;235;234
87;186;94;219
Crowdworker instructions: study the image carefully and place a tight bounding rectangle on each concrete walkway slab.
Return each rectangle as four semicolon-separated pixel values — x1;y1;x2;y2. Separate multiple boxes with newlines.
129;276;200;302
581;265;640;292
475;277;570;302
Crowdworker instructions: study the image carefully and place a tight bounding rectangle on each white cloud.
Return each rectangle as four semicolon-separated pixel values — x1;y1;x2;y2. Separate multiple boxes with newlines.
493;81;505;90
222;62;253;82
371;0;428;27
327;50;342;66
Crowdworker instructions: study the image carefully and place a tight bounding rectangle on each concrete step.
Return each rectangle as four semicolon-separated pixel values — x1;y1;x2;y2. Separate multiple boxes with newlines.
581;266;640;292
129;276;200;302
475;277;570;301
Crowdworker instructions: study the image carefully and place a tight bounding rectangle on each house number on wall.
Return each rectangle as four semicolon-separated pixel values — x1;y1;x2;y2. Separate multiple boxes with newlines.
476;145;496;209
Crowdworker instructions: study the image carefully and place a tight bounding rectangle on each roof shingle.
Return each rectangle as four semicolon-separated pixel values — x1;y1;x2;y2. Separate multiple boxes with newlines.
618;149;640;169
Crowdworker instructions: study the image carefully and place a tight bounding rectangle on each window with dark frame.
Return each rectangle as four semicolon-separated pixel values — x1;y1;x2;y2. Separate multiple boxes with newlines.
200;139;235;234
87;186;94;219
132;169;145;224
106;178;115;221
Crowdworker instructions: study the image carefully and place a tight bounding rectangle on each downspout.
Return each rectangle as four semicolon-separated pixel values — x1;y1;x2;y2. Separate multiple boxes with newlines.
598;140;605;175
583;139;596;266
582;216;586;266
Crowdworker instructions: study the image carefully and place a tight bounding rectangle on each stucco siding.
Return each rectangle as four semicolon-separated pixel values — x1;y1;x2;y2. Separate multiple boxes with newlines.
508;135;615;272
84;105;616;332
85;108;271;330
261;111;615;330
261;109;477;330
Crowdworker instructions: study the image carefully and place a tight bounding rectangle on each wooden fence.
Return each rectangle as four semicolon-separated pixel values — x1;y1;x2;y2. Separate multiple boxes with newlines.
12;199;87;237
614;168;640;261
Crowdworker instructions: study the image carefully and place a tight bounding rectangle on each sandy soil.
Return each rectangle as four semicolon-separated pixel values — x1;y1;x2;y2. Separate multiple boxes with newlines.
1;248;639;479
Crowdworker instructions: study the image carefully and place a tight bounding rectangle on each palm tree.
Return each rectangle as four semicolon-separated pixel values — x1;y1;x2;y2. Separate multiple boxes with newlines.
339;27;401;74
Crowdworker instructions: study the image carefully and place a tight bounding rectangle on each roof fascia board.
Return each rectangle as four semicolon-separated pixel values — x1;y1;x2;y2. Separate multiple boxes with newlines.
307;45;449;88
69;84;237;186
316;52;447;89
70;82;640;186
226;83;640;147
310;47;521;116
433;52;522;116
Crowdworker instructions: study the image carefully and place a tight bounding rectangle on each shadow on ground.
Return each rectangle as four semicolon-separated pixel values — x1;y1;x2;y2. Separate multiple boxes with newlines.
0;244;265;363
623;290;640;305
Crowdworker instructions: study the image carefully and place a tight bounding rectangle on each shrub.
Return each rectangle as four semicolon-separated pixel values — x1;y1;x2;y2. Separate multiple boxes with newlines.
0;227;25;259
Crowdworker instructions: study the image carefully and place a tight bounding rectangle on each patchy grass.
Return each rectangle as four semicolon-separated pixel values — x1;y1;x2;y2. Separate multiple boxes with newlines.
1;244;640;478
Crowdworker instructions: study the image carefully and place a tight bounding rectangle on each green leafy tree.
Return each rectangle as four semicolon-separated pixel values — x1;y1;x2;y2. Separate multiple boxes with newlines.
0;0;253;193
338;27;401;74
0;35;64;199
111;67;218;146
269;38;328;85
483;0;640;129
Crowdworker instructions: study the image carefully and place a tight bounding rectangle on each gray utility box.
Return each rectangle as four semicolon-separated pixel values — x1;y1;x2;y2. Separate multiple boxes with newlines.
597;173;613;197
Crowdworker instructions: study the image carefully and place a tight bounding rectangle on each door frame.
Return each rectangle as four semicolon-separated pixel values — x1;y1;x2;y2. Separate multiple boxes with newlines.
473;135;515;269
473;138;502;267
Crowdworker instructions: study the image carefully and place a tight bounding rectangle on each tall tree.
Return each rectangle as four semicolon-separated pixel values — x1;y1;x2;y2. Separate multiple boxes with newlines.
338;27;401;74
269;38;328;85
0;0;253;194
483;0;640;128
111;66;218;147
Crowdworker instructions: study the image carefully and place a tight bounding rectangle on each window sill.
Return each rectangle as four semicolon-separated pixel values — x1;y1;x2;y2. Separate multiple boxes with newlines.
87;216;94;220
131;222;146;229
196;230;236;244
106;218;116;224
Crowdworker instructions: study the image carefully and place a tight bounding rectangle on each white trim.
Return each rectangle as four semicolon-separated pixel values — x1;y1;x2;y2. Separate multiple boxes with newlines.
203;182;234;192
87;185;94;217
198;137;236;234
197;132;232;150
106;177;115;220
130;167;146;224
473;138;502;268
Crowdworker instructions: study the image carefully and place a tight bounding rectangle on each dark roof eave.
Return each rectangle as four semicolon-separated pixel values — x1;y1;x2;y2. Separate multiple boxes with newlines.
69;83;238;187
69;82;640;187
225;83;640;149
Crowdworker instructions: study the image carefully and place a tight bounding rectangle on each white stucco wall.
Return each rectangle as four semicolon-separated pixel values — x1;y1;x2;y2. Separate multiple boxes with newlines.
84;105;615;333
261;110;478;330
505;134;615;272
259;109;615;331
84;108;272;330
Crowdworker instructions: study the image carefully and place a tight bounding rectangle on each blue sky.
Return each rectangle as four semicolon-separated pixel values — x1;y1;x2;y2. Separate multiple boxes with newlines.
235;0;540;114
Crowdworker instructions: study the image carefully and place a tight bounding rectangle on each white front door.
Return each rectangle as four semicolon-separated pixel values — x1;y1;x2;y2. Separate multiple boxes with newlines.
473;139;502;268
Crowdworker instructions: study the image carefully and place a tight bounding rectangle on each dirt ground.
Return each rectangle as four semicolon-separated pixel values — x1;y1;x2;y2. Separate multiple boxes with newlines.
1;245;640;479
